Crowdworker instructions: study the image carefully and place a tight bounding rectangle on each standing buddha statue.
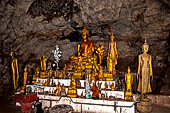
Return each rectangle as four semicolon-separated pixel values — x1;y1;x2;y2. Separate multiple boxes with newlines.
10;49;19;91
125;66;133;101
137;39;153;100
107;33;118;73
40;55;47;72
56;82;61;96
96;43;104;65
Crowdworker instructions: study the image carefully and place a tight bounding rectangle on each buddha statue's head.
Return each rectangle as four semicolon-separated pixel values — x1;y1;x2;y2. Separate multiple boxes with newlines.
110;32;115;42
128;66;131;74
82;25;89;41
142;39;149;53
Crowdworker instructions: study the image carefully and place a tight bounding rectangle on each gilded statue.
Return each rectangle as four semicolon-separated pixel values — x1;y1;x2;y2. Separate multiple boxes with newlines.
110;82;115;91
79;25;95;57
10;49;19;91
56;82;61;96
125;66;133;92
61;84;66;96
107;33;118;72
137;39;153;99
96;43;104;65
125;66;133;100
67;77;77;98
40;55;47;71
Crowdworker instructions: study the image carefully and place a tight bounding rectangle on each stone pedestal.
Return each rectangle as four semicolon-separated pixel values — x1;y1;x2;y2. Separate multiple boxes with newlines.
137;98;152;113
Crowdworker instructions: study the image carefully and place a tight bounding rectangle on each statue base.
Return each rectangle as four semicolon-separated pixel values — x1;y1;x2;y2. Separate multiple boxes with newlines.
137;98;152;113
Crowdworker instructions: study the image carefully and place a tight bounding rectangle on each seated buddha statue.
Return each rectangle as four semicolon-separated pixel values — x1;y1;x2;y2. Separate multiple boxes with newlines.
67;77;77;98
110;82;115;91
70;26;95;59
80;25;95;57
69;26;100;79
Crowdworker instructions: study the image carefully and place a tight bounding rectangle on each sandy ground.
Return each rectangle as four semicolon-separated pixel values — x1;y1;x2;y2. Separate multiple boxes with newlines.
0;96;170;113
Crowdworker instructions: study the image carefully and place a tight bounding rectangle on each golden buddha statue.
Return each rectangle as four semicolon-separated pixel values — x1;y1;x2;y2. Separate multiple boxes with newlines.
96;43;104;65
10;49;19;91
20;66;28;93
58;72;63;78
56;82;61;96
67;77;77;98
80;25;95;57
48;69;53;78
105;82;108;90
125;66;133;101
32;66;39;84
107;33;118;73
68;26;102;79
137;39;153;99
40;55;47;72
110;82;115;91
61;84;66;96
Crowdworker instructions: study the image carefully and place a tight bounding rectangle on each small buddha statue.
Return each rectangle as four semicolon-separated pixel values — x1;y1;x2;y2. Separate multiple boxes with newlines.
96;43;104;65
105;82;108;90
137;39;153;100
67;77;77;98
60;84;66;96
107;33;118;73
91;82;99;99
56;82;61;96
125;66;133;101
110;82;115;91
58;72;63;78
40;55;47;72
10;48;19;91
48;69;53;78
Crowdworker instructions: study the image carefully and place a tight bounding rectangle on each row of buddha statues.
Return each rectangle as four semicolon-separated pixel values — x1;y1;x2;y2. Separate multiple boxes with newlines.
10;25;153;101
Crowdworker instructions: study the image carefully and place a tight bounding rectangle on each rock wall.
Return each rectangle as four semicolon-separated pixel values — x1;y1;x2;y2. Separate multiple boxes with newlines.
0;0;170;96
